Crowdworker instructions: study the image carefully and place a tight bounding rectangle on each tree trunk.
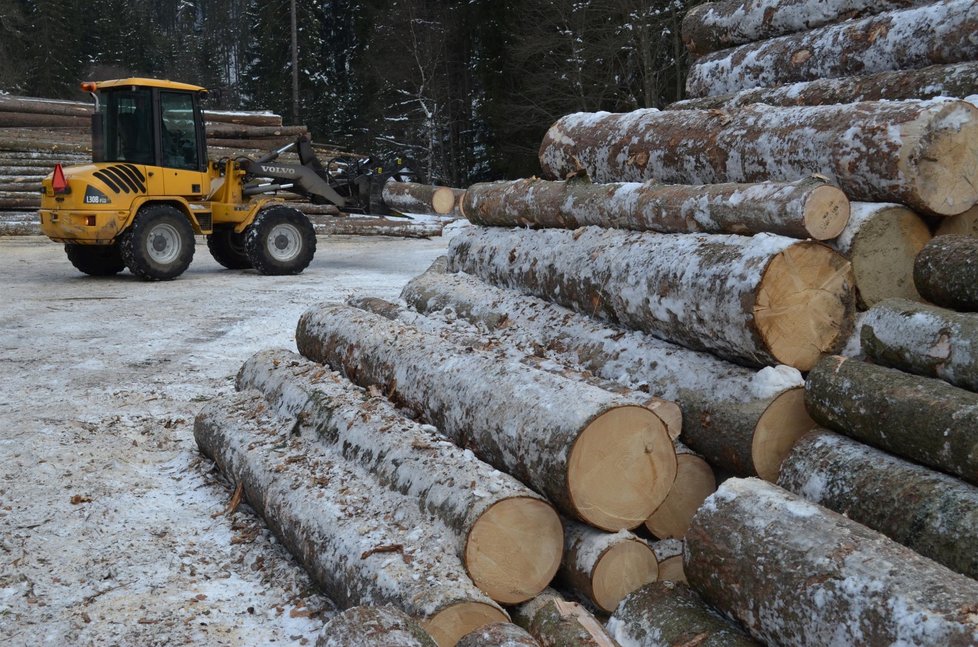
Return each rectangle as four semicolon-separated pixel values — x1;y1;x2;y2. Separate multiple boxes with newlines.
312;216;447;239
295;303;676;531
779;429;978;579
461;176;849;241
805;355;978;486
207;136;296;150
0;193;39;209
686;477;978;646
686;0;978;97
914;235;978;311
204;124;307;139
607;581;759;647
204;109;283;127
317;606;437;647
0;95;92;117
401;260;816;480
828;202;931;310
383;181;463;216
456;623;540;647
512;590;619;647
861;298;978;391
0;112;90;128
193;392;507;647
651;540;686;584
290;202;341;216
538;100;978;216
644;444;716;540
935;205;978;238
559;521;658;614
671;61;978;110
448;226;854;371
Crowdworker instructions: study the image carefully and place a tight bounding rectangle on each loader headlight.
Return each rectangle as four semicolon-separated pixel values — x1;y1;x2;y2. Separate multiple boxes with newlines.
83;185;111;205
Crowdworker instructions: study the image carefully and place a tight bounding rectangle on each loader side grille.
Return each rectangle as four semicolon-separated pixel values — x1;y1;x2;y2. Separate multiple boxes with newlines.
93;165;147;194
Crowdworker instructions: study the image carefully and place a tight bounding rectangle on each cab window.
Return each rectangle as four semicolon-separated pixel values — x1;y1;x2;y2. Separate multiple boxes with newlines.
160;91;200;171
105;89;154;165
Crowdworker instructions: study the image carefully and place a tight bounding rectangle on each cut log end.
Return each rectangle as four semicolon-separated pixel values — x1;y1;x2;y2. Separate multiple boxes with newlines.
592;539;659;613
752;387;816;482
913;101;978;216
754;242;853;371
803;185;851;240
644;452;716;539
568;406;676;531
432;187;457;215
935;205;978;237
465;497;563;605
851;205;931;309
424;602;509;647
656;554;686;583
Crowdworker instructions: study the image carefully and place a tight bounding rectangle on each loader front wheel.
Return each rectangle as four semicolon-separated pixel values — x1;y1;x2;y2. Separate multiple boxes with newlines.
207;227;252;269
120;204;195;281
245;205;316;275
64;243;126;276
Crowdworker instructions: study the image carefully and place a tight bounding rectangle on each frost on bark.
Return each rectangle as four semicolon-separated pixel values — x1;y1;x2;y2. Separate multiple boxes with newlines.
456;623;540;647
681;0;933;57
607;581;759;647
686;0;978;97
670;62;978;110
645;444;716;540
914;235;978;312
448;226;854;371
383;180;463;216
511;589;618;647
685;478;978;646
461;176;849;241
538;100;978;216
317;606;436;647
236;349;563;605
779;429;978;580
193;392;506;647
295;303;676;532
805;355;978;486
401;260;816;480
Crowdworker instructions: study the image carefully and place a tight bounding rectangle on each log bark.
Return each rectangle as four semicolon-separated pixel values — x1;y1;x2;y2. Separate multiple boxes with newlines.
670;61;978;110
512;589;619;647
317;606;437;647
644;444;716;540
538;100;978;216
0;95;92;117
456;623;540;647
236;349;563;605
295;303;676;531
383;181;463;216
204;109;283;127
861;298;978;391
204;124;307;139
607;581;759;647
193;392;507;647
935;205;978;238
461;176;849;241
448;225;854;371
559;521;658;614
914;235;978;311
685;477;978;646
313;216;448;239
290;202;341;216
829;202;931;310
0;113;89;129
686;0;978;98
779;429;978;579
401;260;816;480
651;540;686;584
0;195;39;209
681;0;932;57
206;136;296;150
805;355;978;486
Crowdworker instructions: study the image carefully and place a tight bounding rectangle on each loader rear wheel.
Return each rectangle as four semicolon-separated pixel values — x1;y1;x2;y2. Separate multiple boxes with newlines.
64;243;125;276
207;227;252;269
245;205;316;275
120;204;195;281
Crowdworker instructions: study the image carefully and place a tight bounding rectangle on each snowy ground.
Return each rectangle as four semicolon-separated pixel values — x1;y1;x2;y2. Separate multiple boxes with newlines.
0;235;447;646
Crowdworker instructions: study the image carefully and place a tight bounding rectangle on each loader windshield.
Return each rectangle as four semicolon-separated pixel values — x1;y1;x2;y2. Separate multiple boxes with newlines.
103;88;154;165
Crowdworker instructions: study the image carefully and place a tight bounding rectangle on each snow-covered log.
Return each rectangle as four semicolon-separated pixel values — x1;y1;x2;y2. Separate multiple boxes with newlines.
204;109;283;127
685;478;978;646
295;304;676;531
456;623;540;647
828;202;931;310
204;124;307;139
401;260;815;480
383;181;463;216
681;0;933;57
538;100;978;216
236;349;563;605
914;235;978;312
559;521;658;614
314;216;448;239
511;590;618;647
449;226;854;371
651;539;686;583
779;429;978;579
461;176;849;241
644;444;716;540
686;0;978;98
607;581;759;647
935;205;978;238
193;392;507;647
805;355;978;486
862;298;978;391
317;606;437;647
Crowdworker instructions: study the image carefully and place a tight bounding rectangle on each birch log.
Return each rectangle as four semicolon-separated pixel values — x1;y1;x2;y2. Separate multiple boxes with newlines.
461;176;849;240
681;0;933;57
317;606;437;647
651;540;686;584
862;298;978;391
644;445;716;540
456;624;540;647
685;478;978;646
448;226;854;371
512;589;618;647
538;100;978;216
401;260;816;480
383;181;462;216
193;393;506;647
828;202;931;309
805;355;978;486
914;235;978;312
237;349;563;605
686;0;978;98
779;429;978;579
296;303;676;531
607;581;760;647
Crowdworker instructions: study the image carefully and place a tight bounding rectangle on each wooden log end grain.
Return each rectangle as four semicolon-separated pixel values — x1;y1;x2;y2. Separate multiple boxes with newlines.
432;186;458;215
652;539;686;584
803;183;850;240
645;445;717;539
910;100;978;216
935;205;978;237
563;524;659;614
751;386;816;481
425;603;510;647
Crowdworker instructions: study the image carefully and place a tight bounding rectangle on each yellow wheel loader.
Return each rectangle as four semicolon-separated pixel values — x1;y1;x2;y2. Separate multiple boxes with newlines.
39;78;415;280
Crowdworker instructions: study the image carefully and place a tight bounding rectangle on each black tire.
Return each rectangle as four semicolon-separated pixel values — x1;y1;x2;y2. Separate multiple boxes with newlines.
64;243;125;276
207;227;252;269
120;204;195;281
245;205;316;275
